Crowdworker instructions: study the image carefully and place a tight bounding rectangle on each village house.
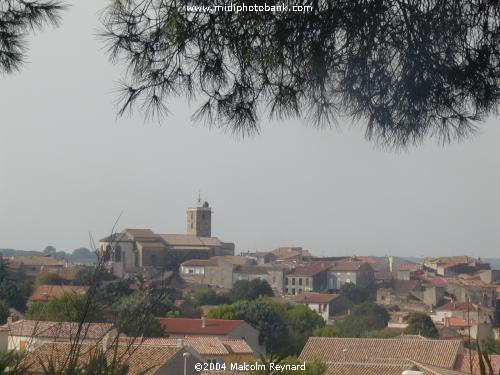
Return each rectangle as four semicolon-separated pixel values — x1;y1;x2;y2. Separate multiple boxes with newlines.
446;281;497;309
477;269;500;284
21;342;202;375
99;201;235;278
180;256;254;290
129;336;255;366
28;284;89;304
270;247;313;261
433;301;494;325
299;336;466;371
157;317;264;356
238;251;277;265
1;319;116;352
5;256;67;282
291;292;353;322
423;256;490;277
327;260;375;290
284;262;329;295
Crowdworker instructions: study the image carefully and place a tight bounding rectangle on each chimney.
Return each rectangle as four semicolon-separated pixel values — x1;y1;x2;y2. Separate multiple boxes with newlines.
176;338;184;347
402;372;424;375
102;333;110;351
201;316;206;328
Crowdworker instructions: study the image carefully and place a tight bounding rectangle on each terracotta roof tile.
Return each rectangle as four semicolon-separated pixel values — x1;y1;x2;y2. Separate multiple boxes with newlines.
2;320;114;340
292;292;341;304
290;263;329;276
22;342;182;375
456;349;500;374
181;259;218;267
437;301;478;312
29;285;89;302
299;337;463;369
158;318;245;335
124;336;254;356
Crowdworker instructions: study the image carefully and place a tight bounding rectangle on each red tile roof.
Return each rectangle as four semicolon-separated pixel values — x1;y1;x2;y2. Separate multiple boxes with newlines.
290;262;329;276
181;258;219;267
456;349;500;374
29;284;88;302
446;317;473;328
299;337;463;369
292;292;341;304
158;318;245;335
437;301;478;312
329;261;365;271
3;320;114;340
22;342;182;375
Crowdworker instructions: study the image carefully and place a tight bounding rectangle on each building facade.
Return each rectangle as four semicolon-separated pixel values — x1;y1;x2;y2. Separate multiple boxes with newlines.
99;202;235;278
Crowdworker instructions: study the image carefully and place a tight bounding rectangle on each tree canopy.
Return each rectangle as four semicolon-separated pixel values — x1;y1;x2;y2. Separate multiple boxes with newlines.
336;301;390;337
25;292;105;322
0;1;66;73
206;298;324;355
231;279;274;300
404;312;439;338
101;0;499;148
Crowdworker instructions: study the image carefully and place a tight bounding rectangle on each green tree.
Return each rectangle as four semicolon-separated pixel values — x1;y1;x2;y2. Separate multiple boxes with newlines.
337;302;389;337
313;326;341;337
206;301;249;320
93;279;133;305
481;337;500;355
245;301;289;354
35;271;65;287
192;287;232;306
114;291;166;337
0;259;32;311
284;304;325;355
25;292;105;322
0;299;10;324
101;0;499;148
43;246;57;255
404;312;438;338
231;279;274;300
338;282;372;305
72;266;116;286
0;1;65;74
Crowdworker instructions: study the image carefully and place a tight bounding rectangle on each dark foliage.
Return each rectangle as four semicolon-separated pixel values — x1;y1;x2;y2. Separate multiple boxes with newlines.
337;301;389;337
0;258;32;311
338;282;373;304
0;0;66;73
101;0;499;147
231;279;274;300
404;312;438;338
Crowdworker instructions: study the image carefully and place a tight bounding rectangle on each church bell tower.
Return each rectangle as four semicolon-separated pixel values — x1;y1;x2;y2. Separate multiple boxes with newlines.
187;198;212;237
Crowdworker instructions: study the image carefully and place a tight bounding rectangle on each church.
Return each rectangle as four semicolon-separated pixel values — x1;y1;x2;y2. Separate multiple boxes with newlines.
99;201;235;278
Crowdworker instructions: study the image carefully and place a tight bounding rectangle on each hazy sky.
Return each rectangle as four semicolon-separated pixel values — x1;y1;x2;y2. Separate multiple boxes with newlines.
1;0;499;258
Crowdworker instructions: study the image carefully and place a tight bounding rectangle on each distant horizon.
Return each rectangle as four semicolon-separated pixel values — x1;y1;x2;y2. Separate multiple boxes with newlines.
1;245;499;262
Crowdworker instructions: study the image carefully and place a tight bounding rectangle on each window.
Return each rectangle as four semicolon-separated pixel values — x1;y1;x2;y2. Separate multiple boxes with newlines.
292;288;296;295
292;278;296;285
305;278;309;286
114;245;122;262
299;278;303;286
19;340;27;351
